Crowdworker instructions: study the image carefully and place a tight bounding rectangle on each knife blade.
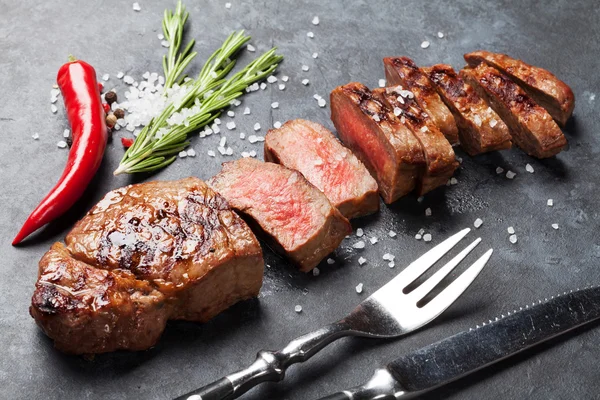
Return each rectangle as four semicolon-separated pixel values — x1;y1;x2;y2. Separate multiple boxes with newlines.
318;285;600;400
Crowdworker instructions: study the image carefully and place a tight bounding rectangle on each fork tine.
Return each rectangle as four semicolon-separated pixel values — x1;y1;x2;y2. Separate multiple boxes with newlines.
408;238;482;302
420;248;493;321
396;228;471;288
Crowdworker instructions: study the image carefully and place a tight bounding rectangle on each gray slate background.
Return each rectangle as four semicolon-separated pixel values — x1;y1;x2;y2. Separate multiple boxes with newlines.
1;0;600;399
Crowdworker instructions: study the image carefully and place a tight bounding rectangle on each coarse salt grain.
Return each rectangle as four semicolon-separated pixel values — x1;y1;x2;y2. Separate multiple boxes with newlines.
474;218;483;228
423;233;432;242
425;208;432;217
116;71;124;79
496;167;504;174
274;121;282;129
421;41;430;49
379;79;386;87
506;170;516;179
302;79;310;85
243;107;250;115
415;234;422;240
226;121;236;130
57;140;67;148
313;94;322;100
302;65;310;72
388;230;397;238
356;228;364;237
132;2;141;11
160;40;170;48
267;75;278;83
271;102;279;109
207;150;215;157
358;257;366;266
227;110;235;117
490;119;498;128
417;196;424;203
450;177;458;185
282;76;289;82
312;267;320;276
249;150;257;157
63;129;70;138
437;31;444;38
253;123;261;131
388;261;395;268
51;105;58;113
219;137;227;148
247;44;256;52
178;151;187;158
278;83;286;91
356;283;364;293
508;226;515;234
32;133;39;140
260;82;267;90
157;33;164;40
509;234;518;244
225;2;231;9
473;115;482;127
393;107;401;116
318;98;326;107
307;32;314;38
327;258;335;265
312;16;320;25
369;237;378;244
295;305;302;313
102;73;109;81
552;223;559;230
547;199;554;207
526;164;534;173
187;149;196;157
312;52;318;59
383;253;395;261
353;240;365;249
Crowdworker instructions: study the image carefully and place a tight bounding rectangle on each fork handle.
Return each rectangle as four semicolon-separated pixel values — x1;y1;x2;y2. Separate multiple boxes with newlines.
174;321;352;400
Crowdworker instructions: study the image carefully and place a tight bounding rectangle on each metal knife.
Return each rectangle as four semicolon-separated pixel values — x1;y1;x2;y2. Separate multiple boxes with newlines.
318;285;600;400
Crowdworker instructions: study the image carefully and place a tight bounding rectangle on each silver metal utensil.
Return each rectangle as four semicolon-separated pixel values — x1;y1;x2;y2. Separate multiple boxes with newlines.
317;285;600;400
175;228;492;400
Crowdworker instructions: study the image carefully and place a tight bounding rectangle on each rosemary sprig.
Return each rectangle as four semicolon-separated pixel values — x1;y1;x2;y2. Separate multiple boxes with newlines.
162;1;196;88
114;31;283;175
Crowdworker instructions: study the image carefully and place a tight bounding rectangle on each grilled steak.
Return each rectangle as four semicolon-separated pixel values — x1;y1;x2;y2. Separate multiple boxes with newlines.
461;64;567;158
373;86;458;195
31;178;264;354
208;158;352;272
264;119;379;219
330;82;425;203
464;50;575;126
384;57;459;145
423;64;512;156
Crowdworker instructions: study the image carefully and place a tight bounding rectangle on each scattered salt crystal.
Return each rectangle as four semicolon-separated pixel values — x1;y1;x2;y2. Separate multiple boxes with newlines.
302;65;310;72
379;79;386;88
241;152;250;158
509;234;518;244
327;258;335;265
508;226;515;234
388;230;397;238
356;228;364;237
388;261;395;268
369;237;378;244
227;110;235;117
355;283;364;293
312;52;318;59
313;94;322;100
274;121;282;129
247;44;256;52
490;119;498;128
372;114;380;122
552;223;559;230
178;151;187;158
437;31;444;38
50;104;58;113
243;107;251;115
226;121;236;130
393;107;401;116
225;2;231;9
239;132;246;140
102;73;109;81
123;75;134;84
425;207;432;217
473;114;482;127
423;233;432;242
383;253;395;261
358;257;366;266
307;32;314;38
415;234;422;240
50;88;60;98
157;33;164;40
421;40;430;49
295;305;302;313
267;75;278;83
312;268;320;276
353;240;366;249
132;2;141;11
187;149;196;157
450;177;458;185
474;218;483;228
278;83;286;91
547;199;554;207
57;140;67;148
117;72;124;79
212;125;221;134
302;79;310;86
282;76;289;82
271;102;279;109
249;150;257;157
32;133;39;140
525;164;534;173
318;98;326;107
51;96;58;104
418;228;425;235
207;150;216;157
160;40;170;48
253;123;261;131
506;170;516;179
225;147;233;156
260;82;267;90
231;99;241;107
219;137;227;147
496;167;504;174
417;196;424;203
62;129;70;138
217;146;227;155
312;16;320;25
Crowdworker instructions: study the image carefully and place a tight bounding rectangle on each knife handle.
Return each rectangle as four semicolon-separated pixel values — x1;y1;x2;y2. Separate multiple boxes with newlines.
315;368;404;400
175;321;352;400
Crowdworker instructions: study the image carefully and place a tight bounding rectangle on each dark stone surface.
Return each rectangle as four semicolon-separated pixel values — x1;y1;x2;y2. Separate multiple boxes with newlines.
1;0;599;399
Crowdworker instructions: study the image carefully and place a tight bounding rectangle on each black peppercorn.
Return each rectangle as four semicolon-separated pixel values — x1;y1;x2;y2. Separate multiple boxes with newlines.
104;91;118;105
114;108;125;119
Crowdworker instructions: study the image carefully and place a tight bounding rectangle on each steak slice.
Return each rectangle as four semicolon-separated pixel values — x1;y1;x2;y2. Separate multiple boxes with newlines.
264;119;379;219
373;86;458;195
330;82;425;203
384;56;459;145
31;178;264;354
464;50;575;127
208;158;352;272
422;64;512;156
461;64;567;158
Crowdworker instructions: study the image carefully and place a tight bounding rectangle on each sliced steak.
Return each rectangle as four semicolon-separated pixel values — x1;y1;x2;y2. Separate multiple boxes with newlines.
422;64;512;156
384;56;459;145
464;50;575;126
31;178;264;354
208;158;351;272
264;119;379;219
330;82;425;203
373;86;458;195
461;64;567;158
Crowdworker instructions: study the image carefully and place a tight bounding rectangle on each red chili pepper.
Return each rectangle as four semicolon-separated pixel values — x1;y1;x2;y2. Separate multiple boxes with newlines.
102;103;110;113
12;58;108;245
97;82;104;93
121;137;134;148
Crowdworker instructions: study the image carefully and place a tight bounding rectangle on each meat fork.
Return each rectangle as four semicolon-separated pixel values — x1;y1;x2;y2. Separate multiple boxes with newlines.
175;228;492;400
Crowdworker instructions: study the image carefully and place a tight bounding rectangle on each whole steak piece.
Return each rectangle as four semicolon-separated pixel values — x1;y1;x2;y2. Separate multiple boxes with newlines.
264;119;379;219
30;177;264;354
209;158;352;272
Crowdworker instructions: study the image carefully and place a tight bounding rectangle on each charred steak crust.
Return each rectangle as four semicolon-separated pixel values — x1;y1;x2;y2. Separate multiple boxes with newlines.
384;57;459;145
330;82;425;203
31;178;264;354
464;50;575;127
208;158;352;272
264;119;379;219
372;87;458;196
423;64;512;155
461;64;567;159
